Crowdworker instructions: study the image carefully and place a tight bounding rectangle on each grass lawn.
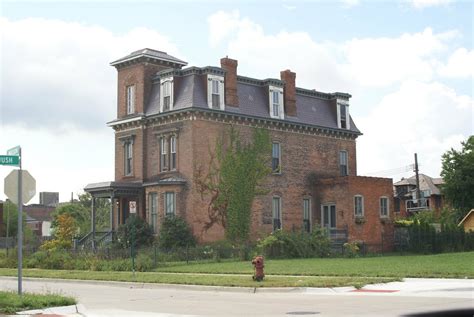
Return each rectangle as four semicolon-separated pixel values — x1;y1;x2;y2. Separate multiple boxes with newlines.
0;268;397;288
0;291;76;314
154;251;474;278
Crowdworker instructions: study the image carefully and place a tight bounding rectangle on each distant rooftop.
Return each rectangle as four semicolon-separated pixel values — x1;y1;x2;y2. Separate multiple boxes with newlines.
110;48;188;67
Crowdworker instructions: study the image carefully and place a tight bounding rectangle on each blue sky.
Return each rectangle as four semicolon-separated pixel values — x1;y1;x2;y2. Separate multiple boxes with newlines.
0;0;473;203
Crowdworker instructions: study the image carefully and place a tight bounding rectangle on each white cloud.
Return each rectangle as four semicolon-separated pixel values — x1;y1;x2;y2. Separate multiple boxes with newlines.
0;17;183;201
407;0;452;9
357;80;473;178
343;28;455;87
0;125;114;203
0;17;183;131
438;48;474;78
341;0;360;8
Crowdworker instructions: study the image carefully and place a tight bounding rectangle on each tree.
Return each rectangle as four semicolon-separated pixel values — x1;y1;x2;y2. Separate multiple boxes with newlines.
51;193;111;237
441;135;474;220
195;127;271;245
115;215;154;249
41;213;77;250
1;201;35;243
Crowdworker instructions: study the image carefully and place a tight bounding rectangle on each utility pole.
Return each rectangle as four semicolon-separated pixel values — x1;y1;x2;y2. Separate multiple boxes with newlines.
414;153;422;207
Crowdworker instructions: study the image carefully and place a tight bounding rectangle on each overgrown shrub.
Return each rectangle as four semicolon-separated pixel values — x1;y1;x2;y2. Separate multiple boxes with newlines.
256;228;331;259
115;216;154;249
343;241;360;258
158;216;196;250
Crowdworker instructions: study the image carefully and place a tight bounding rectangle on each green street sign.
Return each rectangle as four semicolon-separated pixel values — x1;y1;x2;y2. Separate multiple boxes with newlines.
7;146;21;156
0;155;20;166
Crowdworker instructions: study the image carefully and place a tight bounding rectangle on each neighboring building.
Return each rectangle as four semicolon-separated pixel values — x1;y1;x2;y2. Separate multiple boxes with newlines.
39;192;59;207
85;48;394;250
23;204;55;237
393;174;445;217
459;209;474;232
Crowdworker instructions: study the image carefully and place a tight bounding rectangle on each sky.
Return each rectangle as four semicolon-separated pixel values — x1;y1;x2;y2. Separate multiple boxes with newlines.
0;0;473;204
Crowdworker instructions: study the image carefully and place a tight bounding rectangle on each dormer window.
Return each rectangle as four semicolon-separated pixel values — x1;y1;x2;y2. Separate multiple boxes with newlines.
207;75;224;110
126;85;135;114
160;78;173;112
337;101;350;129
269;86;284;119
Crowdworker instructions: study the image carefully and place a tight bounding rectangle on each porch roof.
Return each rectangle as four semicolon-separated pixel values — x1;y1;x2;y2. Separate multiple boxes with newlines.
84;181;143;198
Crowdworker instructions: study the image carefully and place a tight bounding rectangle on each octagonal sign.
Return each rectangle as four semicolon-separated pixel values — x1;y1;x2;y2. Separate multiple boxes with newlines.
4;170;36;204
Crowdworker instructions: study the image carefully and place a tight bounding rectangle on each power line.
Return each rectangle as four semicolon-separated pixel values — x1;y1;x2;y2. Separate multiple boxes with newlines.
365;164;416;177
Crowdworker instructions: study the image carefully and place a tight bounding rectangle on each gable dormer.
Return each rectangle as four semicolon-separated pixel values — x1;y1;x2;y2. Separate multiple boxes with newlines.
110;48;187;119
265;79;285;120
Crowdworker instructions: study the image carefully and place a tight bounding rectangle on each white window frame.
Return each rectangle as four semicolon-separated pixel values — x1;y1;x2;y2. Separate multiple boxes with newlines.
272;196;282;232
170;135;177;171
303;198;311;233
354;195;364;217
339;150;348;176
321;203;337;229
126;85;135;114
337;100;350;130
160;77;174;112
380;196;389;218
164;192;176;216
269;86;284;119
272;142;281;174
124;141;133;176
160;137;168;172
207;75;225;110
149;192;158;233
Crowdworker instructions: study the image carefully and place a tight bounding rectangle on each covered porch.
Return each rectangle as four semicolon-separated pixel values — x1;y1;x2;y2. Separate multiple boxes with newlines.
81;181;144;249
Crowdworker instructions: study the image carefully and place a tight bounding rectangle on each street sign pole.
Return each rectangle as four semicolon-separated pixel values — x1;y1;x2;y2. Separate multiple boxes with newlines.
17;147;23;296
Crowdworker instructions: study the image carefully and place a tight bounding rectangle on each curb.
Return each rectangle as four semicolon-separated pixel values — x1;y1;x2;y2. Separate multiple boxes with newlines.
0;276;308;293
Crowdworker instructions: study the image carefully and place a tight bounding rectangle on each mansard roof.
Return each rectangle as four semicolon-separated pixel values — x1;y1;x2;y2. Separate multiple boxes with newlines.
143;66;361;134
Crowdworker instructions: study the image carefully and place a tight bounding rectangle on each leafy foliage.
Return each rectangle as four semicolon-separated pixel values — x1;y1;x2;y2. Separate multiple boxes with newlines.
115;215;154;249
1;201;35;243
41;213;77;251
51;193;111;238
195;127;271;245
256;228;331;259
441;135;474;220
158;216;196;249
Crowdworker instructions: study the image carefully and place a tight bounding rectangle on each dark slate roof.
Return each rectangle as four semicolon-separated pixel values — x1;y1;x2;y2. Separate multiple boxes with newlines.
110;48;187;67
144;66;361;134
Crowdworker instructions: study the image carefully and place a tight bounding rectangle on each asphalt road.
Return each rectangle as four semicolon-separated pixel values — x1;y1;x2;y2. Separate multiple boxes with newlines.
1;277;473;316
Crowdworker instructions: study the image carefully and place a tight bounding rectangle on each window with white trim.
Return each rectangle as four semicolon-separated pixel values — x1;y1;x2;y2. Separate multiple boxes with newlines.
165;192;176;216
354;195;364;217
272;142;281;174
170;135;177;170
126;85;135;114
160;137;168;172
269;86;284;119
149;193;158;233
207;75;225;110
380;197;389;218
337;101;350;130
303;198;311;233
272;196;282;231
124;141;133;176
339;151;348;176
160;78;173;112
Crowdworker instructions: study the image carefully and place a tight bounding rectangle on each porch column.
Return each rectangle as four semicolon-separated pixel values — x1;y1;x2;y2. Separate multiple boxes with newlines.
91;196;96;250
110;192;115;231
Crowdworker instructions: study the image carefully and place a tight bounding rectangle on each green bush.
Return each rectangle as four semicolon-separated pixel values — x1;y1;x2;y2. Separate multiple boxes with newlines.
158;216;196;250
116;216;154;249
256;228;331;259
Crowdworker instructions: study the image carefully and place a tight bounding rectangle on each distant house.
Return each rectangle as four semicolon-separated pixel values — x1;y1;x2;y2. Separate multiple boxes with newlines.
459;209;474;232
393;174;445;217
23;204;55;237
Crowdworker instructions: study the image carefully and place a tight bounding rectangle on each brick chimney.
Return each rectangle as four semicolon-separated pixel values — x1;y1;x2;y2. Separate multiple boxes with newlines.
280;69;297;116
220;57;239;107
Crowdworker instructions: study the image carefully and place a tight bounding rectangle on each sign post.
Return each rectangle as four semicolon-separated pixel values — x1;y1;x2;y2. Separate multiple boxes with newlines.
3;146;36;296
129;201;137;276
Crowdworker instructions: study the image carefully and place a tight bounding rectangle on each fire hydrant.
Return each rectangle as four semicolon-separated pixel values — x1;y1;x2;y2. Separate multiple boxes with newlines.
251;255;265;281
